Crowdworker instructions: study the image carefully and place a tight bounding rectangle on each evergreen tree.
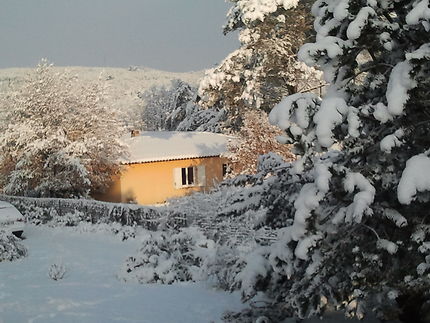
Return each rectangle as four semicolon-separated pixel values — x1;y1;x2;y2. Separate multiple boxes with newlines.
139;79;226;133
220;0;430;321
199;0;322;114
138;84;172;131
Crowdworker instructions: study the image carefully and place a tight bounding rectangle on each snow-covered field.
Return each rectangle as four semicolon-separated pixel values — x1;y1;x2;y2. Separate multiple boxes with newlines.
0;225;245;323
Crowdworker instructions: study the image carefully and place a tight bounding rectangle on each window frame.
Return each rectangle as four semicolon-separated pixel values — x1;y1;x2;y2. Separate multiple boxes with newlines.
174;165;206;189
181;166;195;186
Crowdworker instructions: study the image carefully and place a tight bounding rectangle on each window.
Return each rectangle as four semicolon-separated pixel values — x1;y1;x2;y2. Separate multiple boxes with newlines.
181;167;194;186
174;165;206;188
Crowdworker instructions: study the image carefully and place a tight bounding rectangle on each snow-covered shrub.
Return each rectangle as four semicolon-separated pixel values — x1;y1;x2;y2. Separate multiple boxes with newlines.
48;262;67;281
205;240;258;291
118;227;216;284
162;158;299;292
2;195;166;231
47;210;87;227
0;230;27;262
21;205;50;225
223;308;276;323
0;60;125;198
164;171;278;244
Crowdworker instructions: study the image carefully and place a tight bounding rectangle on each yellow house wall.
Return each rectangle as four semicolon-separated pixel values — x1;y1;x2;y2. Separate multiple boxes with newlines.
99;156;226;205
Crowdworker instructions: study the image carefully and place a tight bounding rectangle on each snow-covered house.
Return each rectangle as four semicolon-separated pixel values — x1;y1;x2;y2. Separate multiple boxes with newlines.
98;131;231;205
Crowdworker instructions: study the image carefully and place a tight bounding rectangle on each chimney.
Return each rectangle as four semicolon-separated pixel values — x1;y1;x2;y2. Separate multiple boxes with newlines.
131;130;140;137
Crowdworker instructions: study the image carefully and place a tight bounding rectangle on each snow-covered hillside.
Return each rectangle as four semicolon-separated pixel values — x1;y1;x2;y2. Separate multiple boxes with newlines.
0;66;203;116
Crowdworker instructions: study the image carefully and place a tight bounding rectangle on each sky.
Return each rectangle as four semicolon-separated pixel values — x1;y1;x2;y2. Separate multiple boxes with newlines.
0;0;239;72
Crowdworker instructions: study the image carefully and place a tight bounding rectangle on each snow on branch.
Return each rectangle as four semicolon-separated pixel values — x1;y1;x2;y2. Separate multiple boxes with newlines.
386;61;416;116
383;208;408;228
380;129;404;153
269;92;320;136
290;163;331;258
333;172;375;224
398;153;430;204
225;0;299;27
298;36;346;68
314;96;360;147
346;7;375;40
406;0;430;25
235;247;271;300
377;238;398;255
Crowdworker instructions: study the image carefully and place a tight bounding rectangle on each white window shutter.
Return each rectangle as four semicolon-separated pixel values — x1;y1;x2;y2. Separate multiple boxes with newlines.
173;168;182;188
197;165;206;187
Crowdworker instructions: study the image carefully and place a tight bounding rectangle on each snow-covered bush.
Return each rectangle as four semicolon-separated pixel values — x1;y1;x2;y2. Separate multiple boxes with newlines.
164;163;286;243
0;230;27;262
47;210;88;227
48;262;67;281
118;227;216;284
162;156;298;292
0;60;125;198
2;195;167;231
214;0;430;321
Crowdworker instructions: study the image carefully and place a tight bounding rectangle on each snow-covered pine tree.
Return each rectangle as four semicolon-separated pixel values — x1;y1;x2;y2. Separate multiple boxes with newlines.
174;104;227;133
138;84;172;131
139;79;226;132
199;0;322;114
165;79;197;130
225;0;430;321
165;80;227;132
0;60;125;198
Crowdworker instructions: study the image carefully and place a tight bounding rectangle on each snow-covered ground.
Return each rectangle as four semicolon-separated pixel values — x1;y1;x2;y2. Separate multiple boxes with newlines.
0;225;245;323
0;224;389;323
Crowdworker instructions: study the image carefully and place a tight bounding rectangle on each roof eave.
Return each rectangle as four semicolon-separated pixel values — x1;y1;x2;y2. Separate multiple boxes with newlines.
120;154;224;165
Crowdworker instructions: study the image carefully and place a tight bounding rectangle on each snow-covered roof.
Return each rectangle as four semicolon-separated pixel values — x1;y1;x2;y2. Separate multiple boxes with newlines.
121;131;231;164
